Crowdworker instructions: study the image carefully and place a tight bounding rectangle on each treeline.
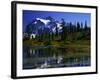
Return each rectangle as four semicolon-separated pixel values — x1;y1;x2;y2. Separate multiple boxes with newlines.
24;19;90;43
58;19;90;42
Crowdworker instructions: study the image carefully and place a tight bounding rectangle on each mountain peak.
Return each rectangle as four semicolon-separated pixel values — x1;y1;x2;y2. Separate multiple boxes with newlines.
26;17;62;35
36;18;50;25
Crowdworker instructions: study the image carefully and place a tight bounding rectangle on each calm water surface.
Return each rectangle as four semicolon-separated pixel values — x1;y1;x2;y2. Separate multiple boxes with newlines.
23;46;90;69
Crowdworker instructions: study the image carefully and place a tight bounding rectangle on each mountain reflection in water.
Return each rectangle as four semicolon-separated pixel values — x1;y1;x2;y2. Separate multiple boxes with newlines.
23;46;90;69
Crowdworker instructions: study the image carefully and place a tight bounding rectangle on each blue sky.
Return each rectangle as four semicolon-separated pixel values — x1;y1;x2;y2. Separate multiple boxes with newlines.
23;10;91;32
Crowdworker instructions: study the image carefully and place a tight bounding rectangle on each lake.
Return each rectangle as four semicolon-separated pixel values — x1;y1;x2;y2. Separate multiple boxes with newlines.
23;46;91;69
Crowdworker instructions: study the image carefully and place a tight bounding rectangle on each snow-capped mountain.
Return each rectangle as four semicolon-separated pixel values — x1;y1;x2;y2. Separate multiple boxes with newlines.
36;18;50;25
51;22;62;32
26;17;62;35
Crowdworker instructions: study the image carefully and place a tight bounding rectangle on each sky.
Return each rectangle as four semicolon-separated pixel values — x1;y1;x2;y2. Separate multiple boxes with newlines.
23;10;91;32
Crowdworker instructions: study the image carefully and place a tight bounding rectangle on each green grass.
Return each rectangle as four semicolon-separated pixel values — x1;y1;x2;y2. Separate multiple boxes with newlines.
23;39;90;53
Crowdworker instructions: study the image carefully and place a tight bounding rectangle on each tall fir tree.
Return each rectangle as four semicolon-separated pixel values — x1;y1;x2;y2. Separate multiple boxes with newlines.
77;22;81;32
61;19;67;41
84;21;88;30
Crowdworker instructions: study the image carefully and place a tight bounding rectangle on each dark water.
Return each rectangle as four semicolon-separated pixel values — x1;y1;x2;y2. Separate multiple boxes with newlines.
23;46;91;69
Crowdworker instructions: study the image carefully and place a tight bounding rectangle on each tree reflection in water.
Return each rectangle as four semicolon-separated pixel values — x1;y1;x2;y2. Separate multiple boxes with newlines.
23;46;90;69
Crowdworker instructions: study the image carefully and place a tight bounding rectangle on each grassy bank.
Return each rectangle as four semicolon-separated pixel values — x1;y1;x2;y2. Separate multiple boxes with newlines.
23;39;90;54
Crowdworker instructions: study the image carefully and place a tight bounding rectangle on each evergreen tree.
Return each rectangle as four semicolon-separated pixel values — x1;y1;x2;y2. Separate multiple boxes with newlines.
61;19;67;41
77;22;81;32
84;21;88;30
69;22;73;33
55;25;59;37
81;22;83;29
